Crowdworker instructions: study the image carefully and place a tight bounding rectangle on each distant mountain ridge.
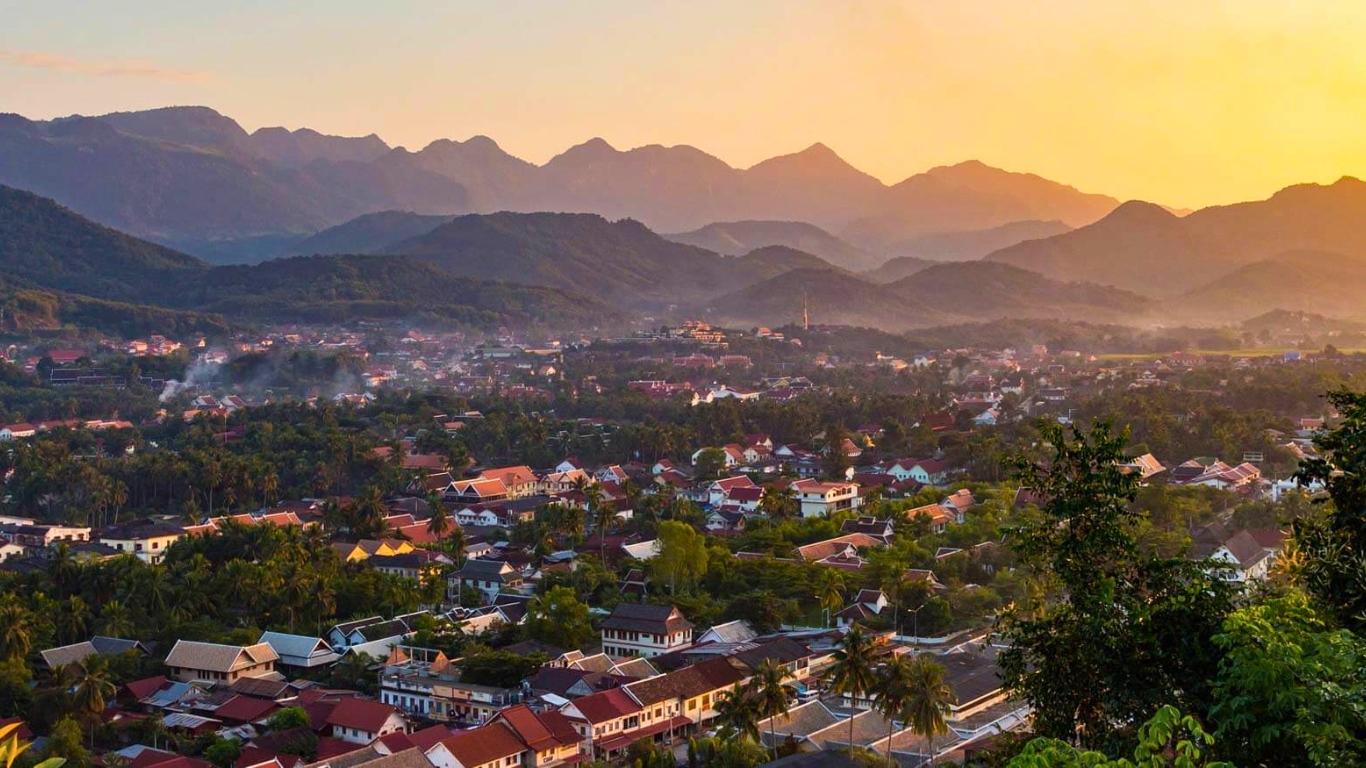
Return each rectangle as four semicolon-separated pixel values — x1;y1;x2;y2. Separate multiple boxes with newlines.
664;220;880;271
0;184;616;332
986;177;1366;298
889;219;1073;262
704;260;1150;331
0;106;1127;258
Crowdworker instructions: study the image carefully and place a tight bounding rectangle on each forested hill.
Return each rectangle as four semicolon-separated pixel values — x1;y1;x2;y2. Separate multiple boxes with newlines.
0;183;207;302
0;185;618;332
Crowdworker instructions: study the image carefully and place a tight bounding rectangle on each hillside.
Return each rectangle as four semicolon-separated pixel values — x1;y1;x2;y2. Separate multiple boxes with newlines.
0;185;618;332
161;255;618;328
383;212;764;306
842;161;1119;250
733;245;841;276
0;183;206;301
664;220;879;271
375;136;540;211
862;256;939;284
248;126;391;167
987;177;1366;298
293;211;456;255
702;268;958;331
1172;250;1366;323
890;262;1151;322
891;219;1073;261
0;276;229;337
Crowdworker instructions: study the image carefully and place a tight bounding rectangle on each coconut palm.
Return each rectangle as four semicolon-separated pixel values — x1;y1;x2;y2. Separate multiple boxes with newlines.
715;686;760;742
56;596;90;644
825;624;878;751
67;653;116;746
874;655;914;766
426;492;452;549
901;655;956;763
98;600;134;638
758;486;797;522
0;600;32;661
750;658;793;755
817;570;846;626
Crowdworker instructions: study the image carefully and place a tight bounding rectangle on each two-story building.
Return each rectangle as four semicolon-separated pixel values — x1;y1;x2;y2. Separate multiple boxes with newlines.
100;519;185;564
452;559;523;603
163;640;278;685
599;603;692;658
790;480;860;518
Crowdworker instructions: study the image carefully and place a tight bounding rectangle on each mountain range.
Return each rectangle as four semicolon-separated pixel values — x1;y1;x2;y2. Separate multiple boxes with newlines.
986;177;1366;299
0;184;617;332
0;106;1126;261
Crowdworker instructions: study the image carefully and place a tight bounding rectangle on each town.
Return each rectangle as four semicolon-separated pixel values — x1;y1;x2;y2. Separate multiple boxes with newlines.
0;313;1354;768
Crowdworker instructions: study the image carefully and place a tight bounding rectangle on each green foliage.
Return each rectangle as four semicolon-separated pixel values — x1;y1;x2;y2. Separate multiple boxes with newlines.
266;707;311;732
524;586;593;649
42;718;88;768
1292;388;1366;634
1000;421;1236;752
1210;591;1366;766
203;738;241;768
1009;705;1230;768
653;520;708;594
457;650;547;689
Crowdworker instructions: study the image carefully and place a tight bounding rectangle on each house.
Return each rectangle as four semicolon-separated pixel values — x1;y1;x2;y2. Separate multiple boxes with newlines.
257;632;340;670
39;636;148;670
622;656;744;738
840;517;895;542
706;476;759;508
885;458;956;487
694;620;757;646
599;603;693;658
369;551;453;583
164;640;279;685
790;479;860;518
835;589;891;628
443;479;509;505
477;466;539;499
428;722;527;768
100;519;185;564
490;705;583;767
1120;453;1166;482
691;446;743;469
558;688;645;760
327;698;408;744
904;502;955;534
452;559;523;602
940;489;976;519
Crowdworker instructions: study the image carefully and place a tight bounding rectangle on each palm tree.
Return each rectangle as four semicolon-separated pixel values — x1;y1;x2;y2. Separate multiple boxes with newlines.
825;624;878;752
0;600;32;661
750;658;793;756
111;480;129;524
585;483;612;563
426;492;452;550
715;686;760;742
98;600;134;638
817;570;845;626
758;486;796;522
67;653;116;746
901;655;956;763
874;656;913;766
57;596;90;644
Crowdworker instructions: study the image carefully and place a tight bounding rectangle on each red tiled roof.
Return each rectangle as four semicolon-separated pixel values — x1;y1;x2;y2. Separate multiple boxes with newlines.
120;675;171;700
326;698;401;733
435;722;525;767
313;738;368;760
214;695;278;724
407;724;458;753
567;687;642;724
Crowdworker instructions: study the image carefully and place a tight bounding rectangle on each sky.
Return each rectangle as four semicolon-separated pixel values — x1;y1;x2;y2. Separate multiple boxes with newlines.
3;0;1366;209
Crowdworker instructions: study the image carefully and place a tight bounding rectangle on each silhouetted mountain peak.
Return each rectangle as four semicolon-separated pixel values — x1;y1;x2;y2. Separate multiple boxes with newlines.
1102;199;1179;224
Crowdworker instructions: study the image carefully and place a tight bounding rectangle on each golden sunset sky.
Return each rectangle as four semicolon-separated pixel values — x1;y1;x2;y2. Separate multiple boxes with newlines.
3;0;1365;209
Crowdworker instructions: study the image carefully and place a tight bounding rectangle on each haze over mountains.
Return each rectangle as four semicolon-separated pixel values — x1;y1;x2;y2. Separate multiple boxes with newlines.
7;104;1366;334
0;106;1126;262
